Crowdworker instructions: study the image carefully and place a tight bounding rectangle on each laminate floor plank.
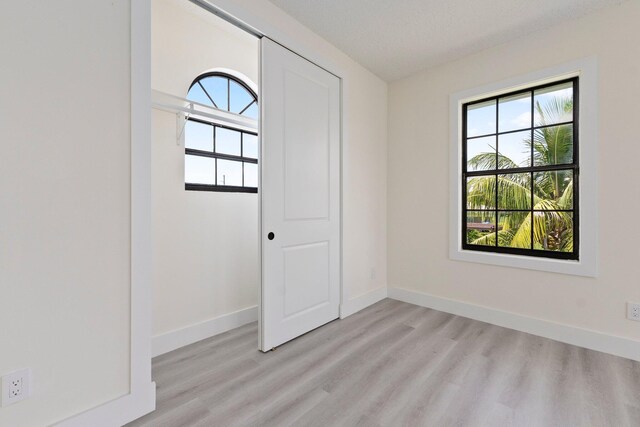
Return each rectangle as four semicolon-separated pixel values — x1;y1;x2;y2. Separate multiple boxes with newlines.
127;299;640;427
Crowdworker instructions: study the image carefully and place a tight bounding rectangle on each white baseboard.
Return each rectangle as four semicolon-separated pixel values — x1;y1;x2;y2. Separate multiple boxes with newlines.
341;286;388;318
388;287;640;362
152;306;258;357
53;381;156;427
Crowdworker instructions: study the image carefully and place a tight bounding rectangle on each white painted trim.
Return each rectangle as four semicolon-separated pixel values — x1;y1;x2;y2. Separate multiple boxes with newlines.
152;306;258;357
129;0;156;402
55;1;156;425
388;287;640;362
338;77;346;322
51;383;156;427
258;37;264;352
449;57;598;277
340;286;388;318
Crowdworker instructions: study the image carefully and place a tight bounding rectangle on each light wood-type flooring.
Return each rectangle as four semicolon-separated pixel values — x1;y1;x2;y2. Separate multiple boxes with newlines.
127;299;640;427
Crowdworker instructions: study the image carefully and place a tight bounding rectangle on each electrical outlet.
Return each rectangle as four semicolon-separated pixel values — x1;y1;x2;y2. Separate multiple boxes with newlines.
1;368;31;407
627;302;640;322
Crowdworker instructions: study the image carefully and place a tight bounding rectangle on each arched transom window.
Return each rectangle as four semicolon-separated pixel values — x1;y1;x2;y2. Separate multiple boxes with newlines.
184;72;258;193
187;72;258;119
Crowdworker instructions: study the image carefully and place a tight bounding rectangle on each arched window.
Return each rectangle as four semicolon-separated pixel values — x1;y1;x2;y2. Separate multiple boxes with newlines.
184;72;258;193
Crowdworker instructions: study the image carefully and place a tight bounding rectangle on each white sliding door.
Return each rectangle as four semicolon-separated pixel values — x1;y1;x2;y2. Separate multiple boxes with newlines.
260;38;341;351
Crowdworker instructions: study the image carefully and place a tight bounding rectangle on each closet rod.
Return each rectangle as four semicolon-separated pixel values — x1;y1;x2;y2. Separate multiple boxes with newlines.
151;89;258;133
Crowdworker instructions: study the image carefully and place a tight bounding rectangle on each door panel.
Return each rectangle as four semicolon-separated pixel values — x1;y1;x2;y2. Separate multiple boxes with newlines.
260;38;340;351
283;70;330;221
283;241;330;317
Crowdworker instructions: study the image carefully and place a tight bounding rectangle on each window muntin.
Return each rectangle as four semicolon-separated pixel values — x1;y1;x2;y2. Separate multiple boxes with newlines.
186;73;258;119
184;118;258;192
185;72;258;193
462;78;578;260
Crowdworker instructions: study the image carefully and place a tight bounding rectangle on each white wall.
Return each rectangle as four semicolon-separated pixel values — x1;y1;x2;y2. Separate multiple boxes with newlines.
0;1;131;426
151;0;259;339
388;1;640;342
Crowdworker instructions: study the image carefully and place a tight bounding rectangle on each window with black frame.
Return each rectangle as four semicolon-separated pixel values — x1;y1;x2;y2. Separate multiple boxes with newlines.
462;78;578;259
184;72;258;193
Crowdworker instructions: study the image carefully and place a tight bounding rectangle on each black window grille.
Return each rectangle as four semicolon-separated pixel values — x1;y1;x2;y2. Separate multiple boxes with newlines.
462;77;579;260
184;72;258;193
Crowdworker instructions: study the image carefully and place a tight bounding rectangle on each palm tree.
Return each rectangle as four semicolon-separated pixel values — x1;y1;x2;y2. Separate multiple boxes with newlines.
466;95;574;252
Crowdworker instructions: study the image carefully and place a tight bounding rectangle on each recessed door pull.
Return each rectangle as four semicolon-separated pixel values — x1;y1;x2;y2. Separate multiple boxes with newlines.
268;232;275;240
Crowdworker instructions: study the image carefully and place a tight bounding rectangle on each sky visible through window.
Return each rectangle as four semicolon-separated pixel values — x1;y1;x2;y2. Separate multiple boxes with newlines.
466;84;572;170
184;73;258;191
464;80;576;258
184;121;258;189
186;75;258;120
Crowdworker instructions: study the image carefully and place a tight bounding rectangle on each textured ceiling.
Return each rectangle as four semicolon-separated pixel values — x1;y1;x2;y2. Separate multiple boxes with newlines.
268;0;625;81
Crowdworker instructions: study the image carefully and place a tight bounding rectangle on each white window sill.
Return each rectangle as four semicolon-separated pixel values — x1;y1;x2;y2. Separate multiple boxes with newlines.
449;247;597;277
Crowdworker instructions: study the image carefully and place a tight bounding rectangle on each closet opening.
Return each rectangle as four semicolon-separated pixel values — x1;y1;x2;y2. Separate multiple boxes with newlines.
150;0;260;357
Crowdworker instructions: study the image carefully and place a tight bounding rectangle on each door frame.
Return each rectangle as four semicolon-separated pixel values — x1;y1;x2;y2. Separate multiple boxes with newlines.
56;1;346;426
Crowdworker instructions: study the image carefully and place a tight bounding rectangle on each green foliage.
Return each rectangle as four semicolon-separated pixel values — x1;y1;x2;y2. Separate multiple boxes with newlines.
466;95;574;252
468;152;519;171
467;229;483;242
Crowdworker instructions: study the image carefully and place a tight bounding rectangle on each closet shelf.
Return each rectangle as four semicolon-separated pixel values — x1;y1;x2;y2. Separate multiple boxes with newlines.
151;89;258;133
